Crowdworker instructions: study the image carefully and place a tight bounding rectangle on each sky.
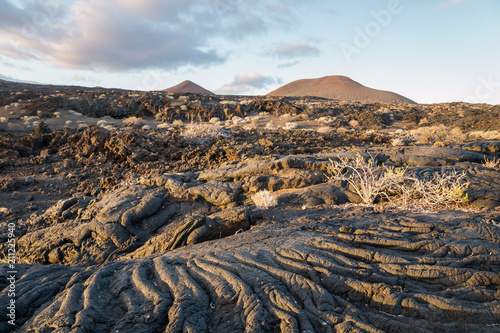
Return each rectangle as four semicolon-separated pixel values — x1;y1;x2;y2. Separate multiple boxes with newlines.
0;0;499;104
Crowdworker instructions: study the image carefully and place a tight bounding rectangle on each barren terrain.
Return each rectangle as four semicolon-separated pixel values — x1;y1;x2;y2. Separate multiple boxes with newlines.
0;79;499;332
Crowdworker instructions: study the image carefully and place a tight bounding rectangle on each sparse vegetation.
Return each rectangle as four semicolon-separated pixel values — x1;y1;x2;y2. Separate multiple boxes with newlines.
251;190;278;209
283;122;298;130
469;130;500;140
122;116;143;127
97;120;108;127
327;153;407;204
410;125;465;144
182;123;231;145
400;169;469;208
327;153;469;208
483;157;500;169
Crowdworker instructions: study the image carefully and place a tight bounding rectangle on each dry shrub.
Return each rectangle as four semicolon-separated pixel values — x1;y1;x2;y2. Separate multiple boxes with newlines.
327;154;406;204
157;123;170;130
327;154;469;208
391;138;405;146
283;122;298;130
182;123;231;145
317;126;333;134
483;157;500;169
122;116;143;127
468;131;500;140
251;190;278;209
349;120;359;128
400;169;469;208
411;125;465;143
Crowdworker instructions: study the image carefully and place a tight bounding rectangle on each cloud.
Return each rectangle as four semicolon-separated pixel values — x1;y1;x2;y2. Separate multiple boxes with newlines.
72;74;101;84
217;72;281;94
0;0;306;72
0;73;40;84
275;42;320;58
436;0;476;10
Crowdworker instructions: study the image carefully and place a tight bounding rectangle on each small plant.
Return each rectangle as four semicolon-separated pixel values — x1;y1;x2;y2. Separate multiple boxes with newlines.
401;169;469;208
251;190;278;209
122;116;143;127
97;120;108;127
483;157;500;169
410;125;465;144
283;122;298;130
326;153;407;204
468;130;500;140
391;138;405;146
182;123;231;145
317;126;333;134
326;153;470;208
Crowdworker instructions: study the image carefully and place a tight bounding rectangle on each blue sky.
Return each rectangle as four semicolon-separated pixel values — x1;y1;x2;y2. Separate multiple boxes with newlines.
0;0;499;104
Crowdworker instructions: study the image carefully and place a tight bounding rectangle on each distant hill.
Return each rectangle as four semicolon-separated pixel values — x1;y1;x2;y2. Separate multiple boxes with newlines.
267;76;416;104
163;80;214;95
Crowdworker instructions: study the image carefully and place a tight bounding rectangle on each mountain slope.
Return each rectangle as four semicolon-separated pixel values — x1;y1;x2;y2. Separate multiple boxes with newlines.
267;75;416;104
163;80;214;95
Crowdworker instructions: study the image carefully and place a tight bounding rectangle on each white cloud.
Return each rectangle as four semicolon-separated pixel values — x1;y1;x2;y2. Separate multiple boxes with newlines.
0;0;308;72
275;42;320;58
217;72;281;94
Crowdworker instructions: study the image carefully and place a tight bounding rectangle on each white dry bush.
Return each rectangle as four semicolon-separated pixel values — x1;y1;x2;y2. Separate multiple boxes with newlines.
0;117;8;123
483;157;500;169
157;123;170;130
411;125;465;143
336;127;349;134
209;117;220;124
251;190;278;209
400;170;470;208
317;126;333;134
122;116;143;127
318;116;334;125
326;153;470;208
327;154;406;204
182;123;231;145
97;120;108;127
265;122;275;130
468;131;500;140
349;120;359;128
391;138;406;146
172;120;184;126
283;122;298;130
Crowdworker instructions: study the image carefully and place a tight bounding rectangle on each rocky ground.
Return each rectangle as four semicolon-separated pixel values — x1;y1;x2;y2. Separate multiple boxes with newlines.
0;80;499;332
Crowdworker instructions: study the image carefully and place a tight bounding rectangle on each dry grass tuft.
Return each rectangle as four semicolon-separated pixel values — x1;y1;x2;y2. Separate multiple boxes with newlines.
122;116;143;127
251;190;278;209
483;157;500;169
182;123;231;145
468;131;500;140
410;125;465;144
